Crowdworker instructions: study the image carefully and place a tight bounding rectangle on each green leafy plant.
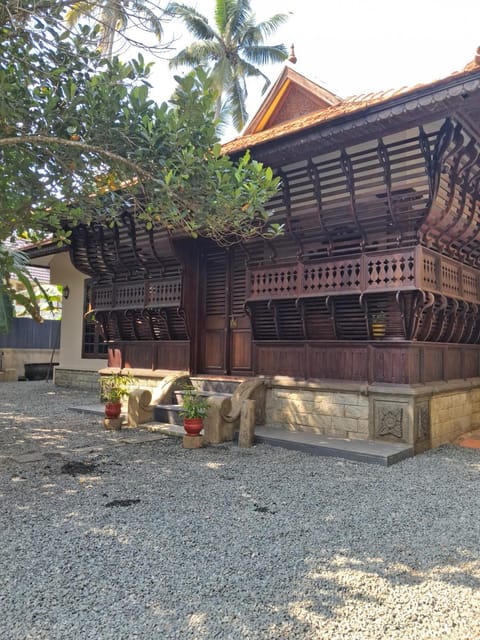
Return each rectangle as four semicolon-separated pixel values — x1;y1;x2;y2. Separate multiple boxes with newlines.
100;372;136;403
369;310;386;324
178;387;209;420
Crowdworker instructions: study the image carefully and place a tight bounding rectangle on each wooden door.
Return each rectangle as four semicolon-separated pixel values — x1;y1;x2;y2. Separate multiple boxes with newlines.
201;247;252;375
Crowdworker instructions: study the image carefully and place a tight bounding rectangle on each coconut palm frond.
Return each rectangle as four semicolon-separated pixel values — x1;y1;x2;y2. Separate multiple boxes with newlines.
66;0;165;57
169;0;290;131
168;3;216;40
169;41;221;69
242;44;288;67
226;73;248;131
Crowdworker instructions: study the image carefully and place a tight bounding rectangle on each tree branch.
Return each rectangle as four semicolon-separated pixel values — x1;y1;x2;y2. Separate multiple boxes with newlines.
0;134;152;179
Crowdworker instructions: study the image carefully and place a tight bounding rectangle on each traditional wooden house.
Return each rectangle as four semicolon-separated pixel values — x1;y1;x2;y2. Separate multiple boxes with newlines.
32;51;480;453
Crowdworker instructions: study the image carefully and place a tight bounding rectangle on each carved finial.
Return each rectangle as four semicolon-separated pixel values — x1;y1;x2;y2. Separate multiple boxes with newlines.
288;43;297;64
475;46;480;65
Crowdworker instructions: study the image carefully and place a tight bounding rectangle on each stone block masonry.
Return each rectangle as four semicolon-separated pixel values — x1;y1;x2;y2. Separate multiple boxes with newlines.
266;379;369;439
265;376;480;450
54;368;100;391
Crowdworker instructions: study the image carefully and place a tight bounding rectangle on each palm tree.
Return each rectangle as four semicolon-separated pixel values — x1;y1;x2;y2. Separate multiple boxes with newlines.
167;0;289;131
65;1;164;58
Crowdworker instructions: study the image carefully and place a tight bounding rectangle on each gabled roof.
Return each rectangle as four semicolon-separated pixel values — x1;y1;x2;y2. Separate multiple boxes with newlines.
243;65;341;135
224;50;480;157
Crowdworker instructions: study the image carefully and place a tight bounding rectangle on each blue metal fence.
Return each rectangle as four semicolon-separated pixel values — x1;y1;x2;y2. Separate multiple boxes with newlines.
0;318;60;349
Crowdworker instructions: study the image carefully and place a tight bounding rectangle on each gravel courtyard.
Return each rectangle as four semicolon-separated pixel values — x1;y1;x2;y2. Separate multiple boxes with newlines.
0;381;479;640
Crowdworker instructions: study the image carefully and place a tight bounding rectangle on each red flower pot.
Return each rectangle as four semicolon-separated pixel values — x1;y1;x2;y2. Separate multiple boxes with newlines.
105;401;122;419
183;418;203;436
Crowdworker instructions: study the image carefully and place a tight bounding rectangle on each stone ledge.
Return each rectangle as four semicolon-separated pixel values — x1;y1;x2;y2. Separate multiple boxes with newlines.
255;426;414;466
99;367;189;379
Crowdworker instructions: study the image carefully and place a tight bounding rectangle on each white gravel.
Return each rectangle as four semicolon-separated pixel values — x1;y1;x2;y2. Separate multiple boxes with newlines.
1;380;480;640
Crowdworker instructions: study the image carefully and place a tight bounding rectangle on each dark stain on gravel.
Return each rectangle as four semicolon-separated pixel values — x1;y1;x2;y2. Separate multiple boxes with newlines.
253;503;276;515
105;498;141;508
60;460;101;476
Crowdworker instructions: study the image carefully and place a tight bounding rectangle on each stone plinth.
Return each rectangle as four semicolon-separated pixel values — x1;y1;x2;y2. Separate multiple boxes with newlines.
103;417;123;431
183;435;204;449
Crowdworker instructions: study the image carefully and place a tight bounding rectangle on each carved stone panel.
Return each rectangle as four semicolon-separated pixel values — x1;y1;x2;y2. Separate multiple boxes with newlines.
373;400;408;442
415;400;430;443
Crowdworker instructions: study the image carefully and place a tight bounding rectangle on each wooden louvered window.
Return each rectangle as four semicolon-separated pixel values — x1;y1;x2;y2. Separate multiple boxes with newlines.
82;280;108;358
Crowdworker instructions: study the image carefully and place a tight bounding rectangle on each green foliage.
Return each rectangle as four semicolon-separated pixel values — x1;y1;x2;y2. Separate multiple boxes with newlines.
168;0;289;130
0;2;283;320
0;244;52;332
65;0;165;58
369;310;386;324
178;387;209;419
100;372;136;403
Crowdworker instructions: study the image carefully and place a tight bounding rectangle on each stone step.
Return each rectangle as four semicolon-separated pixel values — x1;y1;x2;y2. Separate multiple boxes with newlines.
189;376;243;395
143;422;187;437
254;426;414;466
173;389;232;403
153;403;183;425
69;405;413;466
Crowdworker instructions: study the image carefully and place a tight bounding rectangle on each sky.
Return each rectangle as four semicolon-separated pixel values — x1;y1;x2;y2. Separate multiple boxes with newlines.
142;0;480;140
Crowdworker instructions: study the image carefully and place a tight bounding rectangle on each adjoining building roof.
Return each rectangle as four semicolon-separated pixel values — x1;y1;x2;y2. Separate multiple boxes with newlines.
223;48;480;156
4;238;53;284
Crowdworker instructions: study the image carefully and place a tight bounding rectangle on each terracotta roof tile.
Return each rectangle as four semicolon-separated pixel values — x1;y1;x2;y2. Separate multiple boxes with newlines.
222;61;480;156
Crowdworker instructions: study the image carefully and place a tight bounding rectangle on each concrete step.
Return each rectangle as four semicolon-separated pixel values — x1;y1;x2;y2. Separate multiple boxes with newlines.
254;426;414;466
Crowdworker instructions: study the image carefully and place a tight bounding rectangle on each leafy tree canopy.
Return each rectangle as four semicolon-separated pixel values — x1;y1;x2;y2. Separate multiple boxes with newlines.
0;1;281;246
0;1;282;322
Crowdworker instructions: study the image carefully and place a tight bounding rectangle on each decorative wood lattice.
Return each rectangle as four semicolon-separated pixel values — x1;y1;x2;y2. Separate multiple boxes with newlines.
247;247;480;305
249;266;299;299
365;254;415;289
92;277;182;311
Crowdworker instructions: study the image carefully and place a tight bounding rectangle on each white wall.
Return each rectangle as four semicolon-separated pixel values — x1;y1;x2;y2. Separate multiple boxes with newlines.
49;252;106;372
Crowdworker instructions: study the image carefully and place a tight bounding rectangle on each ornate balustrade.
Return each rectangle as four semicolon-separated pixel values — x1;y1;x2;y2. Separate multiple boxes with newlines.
247;247;480;303
92;276;182;311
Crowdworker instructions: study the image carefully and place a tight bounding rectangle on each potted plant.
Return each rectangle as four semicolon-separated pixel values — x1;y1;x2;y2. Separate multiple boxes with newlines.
369;310;386;339
100;372;135;419
178;387;209;436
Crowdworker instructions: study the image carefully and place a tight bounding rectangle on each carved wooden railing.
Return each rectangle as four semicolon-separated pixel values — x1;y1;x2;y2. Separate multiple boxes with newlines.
92;276;182;310
247;247;480;303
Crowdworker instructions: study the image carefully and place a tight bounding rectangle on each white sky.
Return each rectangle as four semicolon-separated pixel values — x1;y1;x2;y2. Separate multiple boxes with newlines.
144;0;480;139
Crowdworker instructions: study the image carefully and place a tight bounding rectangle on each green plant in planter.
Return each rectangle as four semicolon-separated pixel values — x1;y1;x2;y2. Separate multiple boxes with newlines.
369;310;386;324
369;310;386;338
100;372;136;403
178;387;209;419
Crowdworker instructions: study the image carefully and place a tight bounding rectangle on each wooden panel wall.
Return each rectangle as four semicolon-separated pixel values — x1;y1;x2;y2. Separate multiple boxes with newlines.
252;341;480;384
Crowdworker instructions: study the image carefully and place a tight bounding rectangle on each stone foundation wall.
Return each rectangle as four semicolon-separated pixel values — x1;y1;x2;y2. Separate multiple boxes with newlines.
265;376;480;450
266;382;370;440
54;368;100;391
430;382;480;448
54;367;480;451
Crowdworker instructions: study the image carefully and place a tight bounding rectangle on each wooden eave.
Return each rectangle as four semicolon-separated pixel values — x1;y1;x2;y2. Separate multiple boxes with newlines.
224;66;480;167
23;240;67;263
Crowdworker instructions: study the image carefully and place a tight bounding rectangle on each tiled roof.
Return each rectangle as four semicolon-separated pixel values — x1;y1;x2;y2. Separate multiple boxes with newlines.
3;239;51;284
222;58;480;156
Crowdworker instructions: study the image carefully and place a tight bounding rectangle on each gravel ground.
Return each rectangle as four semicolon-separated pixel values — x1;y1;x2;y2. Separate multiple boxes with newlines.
0;380;480;640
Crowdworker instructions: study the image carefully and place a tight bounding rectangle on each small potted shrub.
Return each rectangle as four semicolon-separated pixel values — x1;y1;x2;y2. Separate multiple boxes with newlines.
100;372;135;419
369;310;386;339
178;387;209;436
